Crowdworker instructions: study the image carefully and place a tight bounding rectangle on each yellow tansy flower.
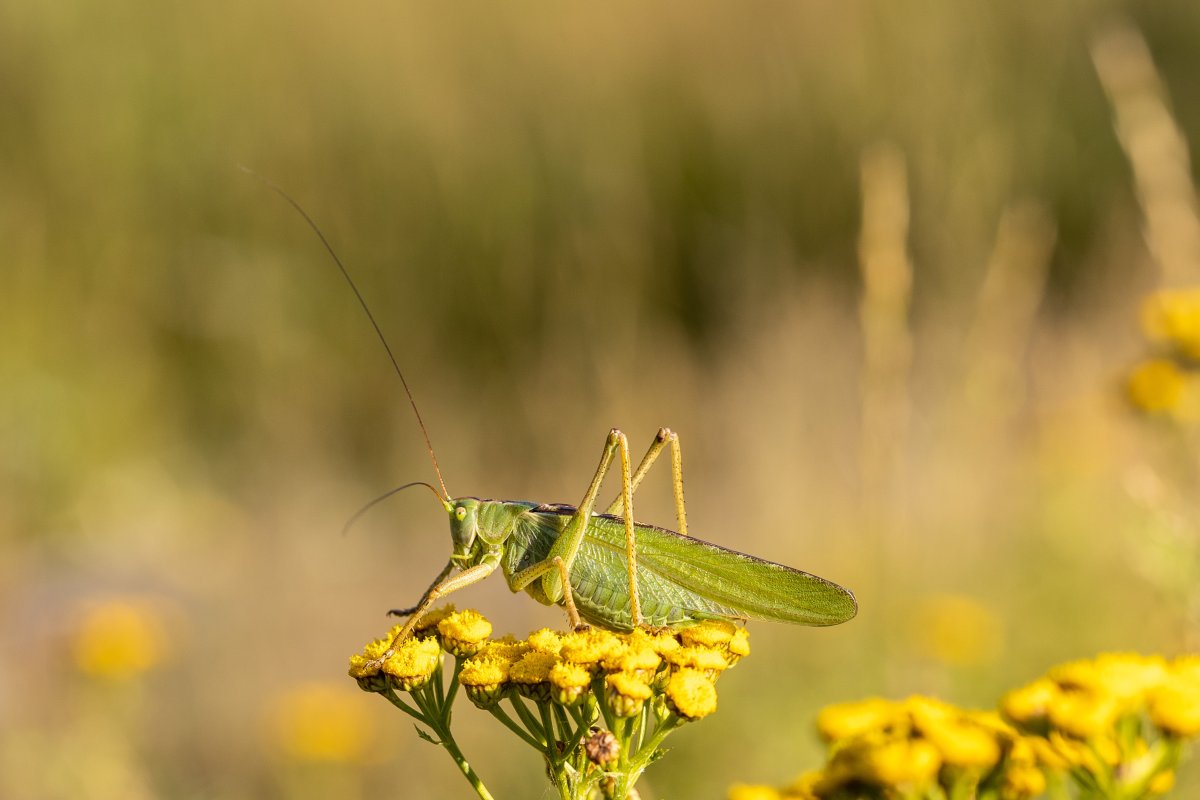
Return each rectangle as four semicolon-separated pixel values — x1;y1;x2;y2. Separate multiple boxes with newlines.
509;650;558;702
605;671;653;718
437;609;492;658
602;640;661;677
664;645;728;678
412;604;457;636
460;656;510;708
727;627;751;665
548;661;591;706
665;668;718;721
527;628;563;655
559;629;620;671
382;636;442;691
680;619;737;651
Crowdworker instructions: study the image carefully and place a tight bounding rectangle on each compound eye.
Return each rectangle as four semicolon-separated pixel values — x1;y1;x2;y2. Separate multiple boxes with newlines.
455;506;467;521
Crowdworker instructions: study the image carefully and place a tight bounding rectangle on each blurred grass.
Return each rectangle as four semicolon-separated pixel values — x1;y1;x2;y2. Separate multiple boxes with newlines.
3;1;1200;797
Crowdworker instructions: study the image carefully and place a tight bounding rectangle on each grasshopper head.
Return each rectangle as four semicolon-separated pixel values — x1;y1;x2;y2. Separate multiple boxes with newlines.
448;497;482;560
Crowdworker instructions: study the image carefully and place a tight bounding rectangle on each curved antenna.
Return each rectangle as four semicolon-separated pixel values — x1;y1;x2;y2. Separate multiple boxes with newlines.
342;481;452;537
242;166;451;501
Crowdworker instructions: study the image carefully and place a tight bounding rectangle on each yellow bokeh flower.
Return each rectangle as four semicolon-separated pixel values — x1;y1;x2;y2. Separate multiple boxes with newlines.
665;668;717;721
268;683;374;764
1140;287;1200;358
816;697;904;742
727;786;782;800
1001;678;1059;726
1046;689;1120;738
1149;769;1175;794
1148;676;1200;736
72;597;171;680
915;593;1003;667
833;733;941;786
1127;358;1200;418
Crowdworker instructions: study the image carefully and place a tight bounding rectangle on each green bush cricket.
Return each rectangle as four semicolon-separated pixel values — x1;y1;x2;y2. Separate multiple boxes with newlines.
251;170;857;669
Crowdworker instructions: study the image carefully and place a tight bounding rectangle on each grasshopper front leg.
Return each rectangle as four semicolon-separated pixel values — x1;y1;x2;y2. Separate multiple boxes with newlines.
510;428;642;627
368;557;498;669
387;559;455;617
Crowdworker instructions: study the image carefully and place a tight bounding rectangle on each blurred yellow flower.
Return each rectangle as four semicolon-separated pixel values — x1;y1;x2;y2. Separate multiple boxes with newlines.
915;593;1003;667
727;786;782;800
1140;287;1200;358
1148;675;1200;736
72;597;171;680
268;683;374;764
844;734;942;786
815;697;903;742
1127;358;1200;418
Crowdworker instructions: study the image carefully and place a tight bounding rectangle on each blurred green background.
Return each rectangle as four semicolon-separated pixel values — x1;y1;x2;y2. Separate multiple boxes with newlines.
4;1;1200;797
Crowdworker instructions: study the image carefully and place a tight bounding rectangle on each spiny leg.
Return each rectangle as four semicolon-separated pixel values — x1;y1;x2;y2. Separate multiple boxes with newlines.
368;561;496;669
605;427;689;537
511;428;642;627
509;555;585;630
388;559;455;617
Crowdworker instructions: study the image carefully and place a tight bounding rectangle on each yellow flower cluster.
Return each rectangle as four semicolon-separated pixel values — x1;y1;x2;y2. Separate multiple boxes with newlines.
1129;288;1200;420
457;618;746;721
731;653;1199;800
348;606;746;723
1001;652;1198;790
350;608;750;799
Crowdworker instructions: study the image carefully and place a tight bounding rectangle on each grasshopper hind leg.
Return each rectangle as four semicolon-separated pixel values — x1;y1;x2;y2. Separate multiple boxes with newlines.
606;427;688;537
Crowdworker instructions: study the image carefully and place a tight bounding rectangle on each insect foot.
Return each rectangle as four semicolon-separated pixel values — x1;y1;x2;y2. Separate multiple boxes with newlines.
349;607;750;800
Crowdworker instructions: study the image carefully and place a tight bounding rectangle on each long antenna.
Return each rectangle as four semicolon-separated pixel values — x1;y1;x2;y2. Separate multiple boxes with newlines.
342;481;451;537
242;166;451;500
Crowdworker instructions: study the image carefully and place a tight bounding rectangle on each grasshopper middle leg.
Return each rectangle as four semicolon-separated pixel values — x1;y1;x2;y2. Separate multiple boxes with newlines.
511;428;642;627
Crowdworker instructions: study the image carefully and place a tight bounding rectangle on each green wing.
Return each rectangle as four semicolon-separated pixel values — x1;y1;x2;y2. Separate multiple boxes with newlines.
509;507;857;629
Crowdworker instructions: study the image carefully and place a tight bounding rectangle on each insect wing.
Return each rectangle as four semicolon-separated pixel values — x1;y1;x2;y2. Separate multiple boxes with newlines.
581;514;857;626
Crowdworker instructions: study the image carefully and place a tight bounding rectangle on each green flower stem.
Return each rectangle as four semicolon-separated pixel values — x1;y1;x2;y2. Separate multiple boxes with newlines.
1119;737;1182;800
382;683;495;800
486;704;545;751
508;696;547;745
